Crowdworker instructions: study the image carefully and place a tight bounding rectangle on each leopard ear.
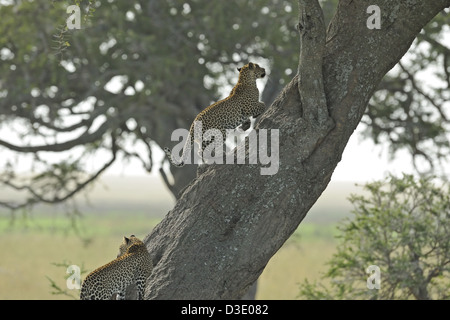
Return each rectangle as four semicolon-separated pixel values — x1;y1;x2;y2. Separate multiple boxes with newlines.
248;62;254;69
127;243;140;254
237;67;241;72
124;236;130;244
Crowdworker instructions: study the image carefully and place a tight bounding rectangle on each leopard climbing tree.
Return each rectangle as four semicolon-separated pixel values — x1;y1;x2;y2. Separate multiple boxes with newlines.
164;62;266;167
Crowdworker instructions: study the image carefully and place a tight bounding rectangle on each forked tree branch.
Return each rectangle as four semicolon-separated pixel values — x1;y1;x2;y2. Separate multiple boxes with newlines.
0;119;115;153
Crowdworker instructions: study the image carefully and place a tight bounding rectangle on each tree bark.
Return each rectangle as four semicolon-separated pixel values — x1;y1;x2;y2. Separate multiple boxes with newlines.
143;0;450;299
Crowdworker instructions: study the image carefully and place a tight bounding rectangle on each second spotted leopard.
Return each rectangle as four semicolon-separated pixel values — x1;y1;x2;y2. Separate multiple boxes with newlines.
80;235;152;300
164;62;266;167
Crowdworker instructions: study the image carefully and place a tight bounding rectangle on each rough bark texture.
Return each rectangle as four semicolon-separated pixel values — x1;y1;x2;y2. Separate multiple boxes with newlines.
142;0;450;299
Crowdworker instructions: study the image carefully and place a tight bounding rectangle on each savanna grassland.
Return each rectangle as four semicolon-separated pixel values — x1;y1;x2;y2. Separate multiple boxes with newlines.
0;176;358;300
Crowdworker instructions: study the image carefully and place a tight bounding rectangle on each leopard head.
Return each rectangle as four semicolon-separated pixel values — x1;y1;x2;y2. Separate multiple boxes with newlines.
117;234;140;257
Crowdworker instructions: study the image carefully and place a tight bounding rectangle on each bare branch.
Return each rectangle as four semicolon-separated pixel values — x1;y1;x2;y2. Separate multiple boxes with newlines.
158;167;177;196
0;117;114;153
399;62;448;121
0;135;118;210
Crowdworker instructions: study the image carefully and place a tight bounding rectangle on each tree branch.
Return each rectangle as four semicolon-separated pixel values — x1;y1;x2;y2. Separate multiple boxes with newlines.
0;117;115;153
0;135;118;210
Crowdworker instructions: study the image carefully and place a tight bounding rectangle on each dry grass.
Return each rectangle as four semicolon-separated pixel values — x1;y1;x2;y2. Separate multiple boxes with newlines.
257;239;335;299
0;219;336;300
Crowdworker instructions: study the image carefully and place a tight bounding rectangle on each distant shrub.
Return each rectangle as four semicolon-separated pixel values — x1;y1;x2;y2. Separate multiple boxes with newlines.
299;174;450;300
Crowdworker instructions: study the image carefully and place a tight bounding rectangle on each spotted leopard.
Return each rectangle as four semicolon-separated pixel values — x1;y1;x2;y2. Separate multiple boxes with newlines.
164;62;266;166
80;235;152;300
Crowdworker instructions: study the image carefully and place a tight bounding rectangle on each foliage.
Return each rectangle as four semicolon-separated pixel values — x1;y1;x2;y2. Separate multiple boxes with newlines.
299;174;450;300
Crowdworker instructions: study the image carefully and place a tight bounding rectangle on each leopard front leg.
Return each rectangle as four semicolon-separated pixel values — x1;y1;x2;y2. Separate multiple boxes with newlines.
252;101;266;118
243;101;266;123
240;102;265;131
240;118;251;131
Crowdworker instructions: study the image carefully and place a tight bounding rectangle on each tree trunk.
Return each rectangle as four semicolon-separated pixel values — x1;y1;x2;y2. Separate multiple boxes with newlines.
143;0;450;299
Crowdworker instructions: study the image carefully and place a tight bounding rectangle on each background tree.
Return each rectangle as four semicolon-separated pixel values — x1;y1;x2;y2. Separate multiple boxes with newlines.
299;174;450;300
